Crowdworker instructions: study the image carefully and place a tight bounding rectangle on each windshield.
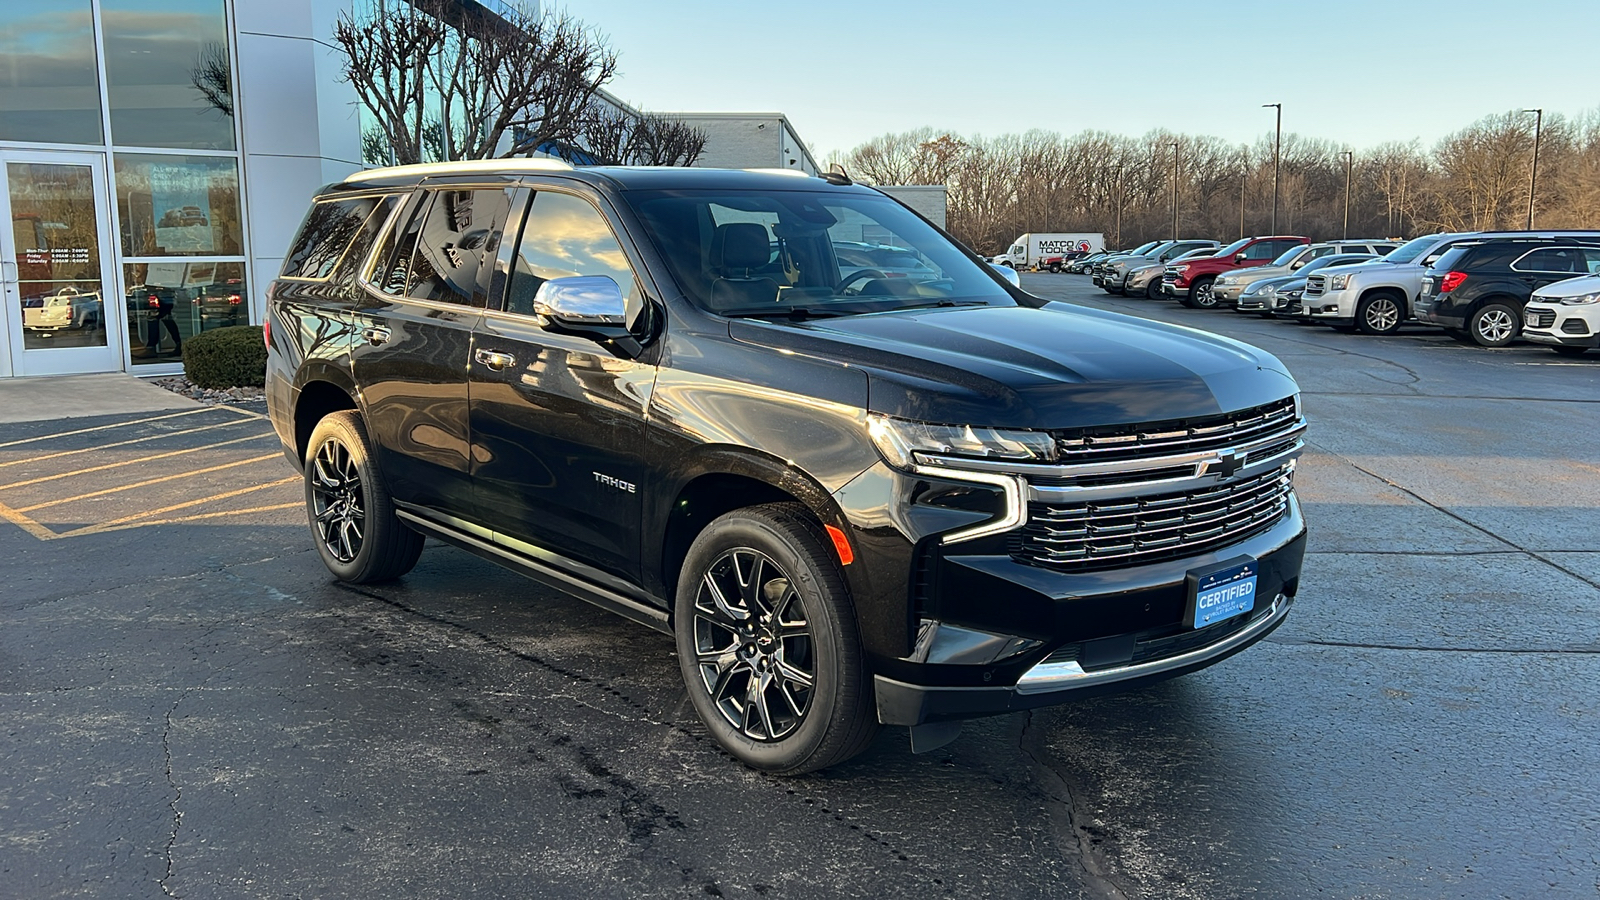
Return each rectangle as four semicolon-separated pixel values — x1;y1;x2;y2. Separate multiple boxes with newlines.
1301;254;1373;274
1169;247;1214;262
1214;238;1252;258
1127;241;1160;255
1268;246;1305;267
1383;235;1444;264
626;190;1014;318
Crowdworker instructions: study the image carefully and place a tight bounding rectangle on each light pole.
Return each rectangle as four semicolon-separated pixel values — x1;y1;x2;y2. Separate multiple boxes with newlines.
1523;108;1543;230
1263;103;1281;233
1112;163;1124;249
1170;141;1179;241
1342;150;1353;240
1239;172;1246;240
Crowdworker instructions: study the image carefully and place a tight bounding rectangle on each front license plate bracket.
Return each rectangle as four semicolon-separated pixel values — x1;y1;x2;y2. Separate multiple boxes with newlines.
1185;556;1258;630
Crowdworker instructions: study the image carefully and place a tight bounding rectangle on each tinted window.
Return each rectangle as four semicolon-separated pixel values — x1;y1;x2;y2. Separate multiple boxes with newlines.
1429;247;1469;272
1240;241;1280;261
281;195;397;280
1513;246;1594;274
390;188;513;305
507;191;639;320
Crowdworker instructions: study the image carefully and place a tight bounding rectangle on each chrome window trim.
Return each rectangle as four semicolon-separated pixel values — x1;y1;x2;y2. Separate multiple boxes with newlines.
1508;245;1600;275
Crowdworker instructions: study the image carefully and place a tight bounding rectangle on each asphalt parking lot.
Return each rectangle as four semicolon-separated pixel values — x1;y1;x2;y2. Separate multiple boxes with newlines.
3;282;1598;899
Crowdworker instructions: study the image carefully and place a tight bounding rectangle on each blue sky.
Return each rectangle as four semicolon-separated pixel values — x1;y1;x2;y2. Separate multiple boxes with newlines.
589;0;1600;158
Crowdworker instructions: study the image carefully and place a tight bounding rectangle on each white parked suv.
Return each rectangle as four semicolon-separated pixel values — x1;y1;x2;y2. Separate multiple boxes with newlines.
1522;273;1600;356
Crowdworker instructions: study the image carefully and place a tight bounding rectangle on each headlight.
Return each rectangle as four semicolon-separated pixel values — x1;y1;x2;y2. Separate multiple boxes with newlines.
1557;292;1600;305
868;414;1055;469
1174;265;1190;274
1329;274;1353;290
1216;276;1234;285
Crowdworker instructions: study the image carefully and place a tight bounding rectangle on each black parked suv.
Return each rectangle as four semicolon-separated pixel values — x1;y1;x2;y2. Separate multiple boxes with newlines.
1416;238;1600;346
266;160;1308;773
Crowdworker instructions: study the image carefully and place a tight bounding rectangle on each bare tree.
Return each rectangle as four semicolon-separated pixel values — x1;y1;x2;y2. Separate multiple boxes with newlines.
333;0;619;164
189;42;233;117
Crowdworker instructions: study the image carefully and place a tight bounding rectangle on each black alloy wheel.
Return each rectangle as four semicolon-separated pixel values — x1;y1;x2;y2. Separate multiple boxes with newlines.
1356;292;1404;336
303;412;424;583
1146;278;1163;300
675;504;877;774
1469;302;1520;347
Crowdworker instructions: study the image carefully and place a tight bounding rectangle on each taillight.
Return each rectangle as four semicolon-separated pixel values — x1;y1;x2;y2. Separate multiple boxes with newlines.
263;317;271;348
1439;271;1468;294
227;294;242;305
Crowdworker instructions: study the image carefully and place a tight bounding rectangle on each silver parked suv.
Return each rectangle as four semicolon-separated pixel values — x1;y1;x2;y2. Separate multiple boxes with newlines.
1212;240;1398;307
1102;240;1218;295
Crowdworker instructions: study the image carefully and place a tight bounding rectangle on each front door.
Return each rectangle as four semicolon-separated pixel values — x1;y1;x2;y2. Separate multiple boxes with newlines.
0;150;123;377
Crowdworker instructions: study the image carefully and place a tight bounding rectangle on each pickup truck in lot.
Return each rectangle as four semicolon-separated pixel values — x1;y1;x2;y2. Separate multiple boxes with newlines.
1162;236;1309;308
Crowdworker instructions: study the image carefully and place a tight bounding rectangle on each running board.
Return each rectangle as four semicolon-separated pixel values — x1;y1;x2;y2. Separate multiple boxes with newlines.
394;510;671;635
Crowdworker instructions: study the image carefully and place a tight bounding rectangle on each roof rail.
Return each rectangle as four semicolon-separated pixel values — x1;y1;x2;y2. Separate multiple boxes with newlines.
742;167;812;179
346;157;576;183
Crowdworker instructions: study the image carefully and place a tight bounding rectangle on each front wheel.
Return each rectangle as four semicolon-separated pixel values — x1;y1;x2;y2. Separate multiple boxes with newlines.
1048;264;1062;273
303;411;424;583
1183;277;1217;308
1469;303;1520;347
675;504;877;774
1355;292;1404;336
1146;279;1163;300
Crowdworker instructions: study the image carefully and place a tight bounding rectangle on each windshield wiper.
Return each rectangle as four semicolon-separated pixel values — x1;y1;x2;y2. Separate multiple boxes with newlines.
719;306;851;320
880;299;991;312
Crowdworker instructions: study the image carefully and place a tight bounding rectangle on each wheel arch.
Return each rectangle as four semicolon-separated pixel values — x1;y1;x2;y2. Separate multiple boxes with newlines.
293;374;359;465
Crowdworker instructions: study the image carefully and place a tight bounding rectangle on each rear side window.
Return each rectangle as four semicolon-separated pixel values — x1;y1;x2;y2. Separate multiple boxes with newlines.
280;195;395;280
1513;246;1600;274
1430;247;1470;271
371;188;514;305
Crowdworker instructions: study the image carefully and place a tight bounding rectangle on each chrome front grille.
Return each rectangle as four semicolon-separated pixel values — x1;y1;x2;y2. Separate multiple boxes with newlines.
1014;463;1295;570
1526;309;1556;329
1052;397;1298;464
1305;274;1326;296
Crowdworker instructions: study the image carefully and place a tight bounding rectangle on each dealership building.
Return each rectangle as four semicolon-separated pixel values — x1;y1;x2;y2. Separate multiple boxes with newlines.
0;0;838;380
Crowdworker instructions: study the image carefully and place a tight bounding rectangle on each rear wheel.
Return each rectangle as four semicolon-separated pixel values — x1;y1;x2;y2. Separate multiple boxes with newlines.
1469;302;1520;347
675;504;877;774
303;411;424;583
1355;292;1404;336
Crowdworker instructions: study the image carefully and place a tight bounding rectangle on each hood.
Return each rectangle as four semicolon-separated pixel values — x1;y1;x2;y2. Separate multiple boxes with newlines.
1313;258;1400;277
729;304;1297;429
1532;273;1600;300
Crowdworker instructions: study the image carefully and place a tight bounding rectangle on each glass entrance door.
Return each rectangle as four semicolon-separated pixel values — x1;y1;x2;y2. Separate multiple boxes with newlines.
0;150;123;377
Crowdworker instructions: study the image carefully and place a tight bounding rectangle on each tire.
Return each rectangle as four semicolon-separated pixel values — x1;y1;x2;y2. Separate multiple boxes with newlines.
1049;264;1062;273
674;503;877;775
303;411;424;583
1355;291;1405;336
1146;279;1163;300
1468;302;1520;348
1551;345;1590;357
1183;276;1218;308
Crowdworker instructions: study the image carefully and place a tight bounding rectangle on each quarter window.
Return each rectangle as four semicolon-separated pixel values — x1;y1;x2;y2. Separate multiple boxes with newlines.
280;195;397;281
507;191;639;320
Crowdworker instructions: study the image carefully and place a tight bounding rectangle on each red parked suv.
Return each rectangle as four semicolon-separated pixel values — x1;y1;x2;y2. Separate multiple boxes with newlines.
1161;236;1310;308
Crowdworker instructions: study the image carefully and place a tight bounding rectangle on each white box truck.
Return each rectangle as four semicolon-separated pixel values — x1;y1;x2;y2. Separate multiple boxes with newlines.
993;233;1105;270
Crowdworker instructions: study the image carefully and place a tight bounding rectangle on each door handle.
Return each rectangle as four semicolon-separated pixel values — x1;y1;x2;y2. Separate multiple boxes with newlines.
475;348;516;370
362;326;391;345
0;260;16;286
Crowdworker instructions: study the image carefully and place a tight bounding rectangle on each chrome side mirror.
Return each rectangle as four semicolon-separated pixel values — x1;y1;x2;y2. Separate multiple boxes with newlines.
989;262;1021;287
532;275;626;326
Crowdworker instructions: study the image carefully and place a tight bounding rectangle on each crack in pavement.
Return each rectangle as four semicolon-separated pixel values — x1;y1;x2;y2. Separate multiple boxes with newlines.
159;691;188;899
1305;438;1600;594
1019;711;1130;900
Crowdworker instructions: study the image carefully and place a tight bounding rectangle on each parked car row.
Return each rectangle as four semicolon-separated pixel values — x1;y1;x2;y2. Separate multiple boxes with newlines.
1068;231;1600;352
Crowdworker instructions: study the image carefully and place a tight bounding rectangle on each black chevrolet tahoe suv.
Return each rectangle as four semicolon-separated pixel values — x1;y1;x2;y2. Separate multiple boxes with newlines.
265;160;1308;774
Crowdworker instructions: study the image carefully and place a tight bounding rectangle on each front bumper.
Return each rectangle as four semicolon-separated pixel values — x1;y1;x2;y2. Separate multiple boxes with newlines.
1305;287;1355;322
1523;303;1600;347
868;494;1307;726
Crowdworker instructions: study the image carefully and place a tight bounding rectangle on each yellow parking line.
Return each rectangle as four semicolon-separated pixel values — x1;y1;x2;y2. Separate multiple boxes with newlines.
0;433;273;492
0;499;58;541
81;501;303;536
15;453;284;512
59;476;301;537
0;408;213;450
0;418;258;469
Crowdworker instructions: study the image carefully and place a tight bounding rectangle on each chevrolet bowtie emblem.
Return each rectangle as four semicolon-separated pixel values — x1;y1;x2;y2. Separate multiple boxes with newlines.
1208;450;1242;480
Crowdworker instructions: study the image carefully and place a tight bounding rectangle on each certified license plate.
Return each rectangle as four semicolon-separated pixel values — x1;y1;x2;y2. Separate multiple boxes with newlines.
1188;559;1257;629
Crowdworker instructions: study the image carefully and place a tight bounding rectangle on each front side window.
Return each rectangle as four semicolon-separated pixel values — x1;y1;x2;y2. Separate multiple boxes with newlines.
626;189;1013;318
506;191;640;321
1241;241;1280;261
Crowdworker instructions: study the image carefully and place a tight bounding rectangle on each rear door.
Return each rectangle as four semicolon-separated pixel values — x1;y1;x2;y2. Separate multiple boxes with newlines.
350;181;515;519
1511;245;1600;300
468;184;660;589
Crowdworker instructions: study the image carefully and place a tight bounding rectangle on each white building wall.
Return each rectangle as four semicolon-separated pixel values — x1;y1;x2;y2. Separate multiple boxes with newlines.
672;113;820;174
233;0;362;317
876;186;948;229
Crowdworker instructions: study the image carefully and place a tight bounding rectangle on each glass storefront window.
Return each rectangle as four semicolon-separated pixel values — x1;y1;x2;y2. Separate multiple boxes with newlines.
125;260;244;364
9;162;110;350
0;2;104;145
102;0;235;151
114;153;243;257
